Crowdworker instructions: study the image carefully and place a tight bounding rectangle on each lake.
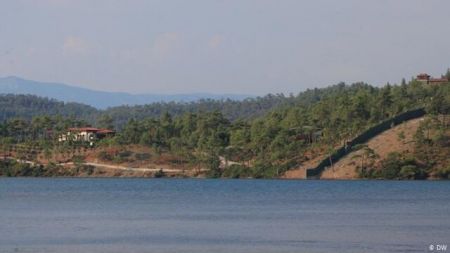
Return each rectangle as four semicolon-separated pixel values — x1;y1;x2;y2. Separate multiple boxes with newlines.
0;178;449;253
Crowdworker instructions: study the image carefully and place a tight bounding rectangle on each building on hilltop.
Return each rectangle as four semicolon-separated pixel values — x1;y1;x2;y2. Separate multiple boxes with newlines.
416;73;430;83
416;73;448;85
58;127;115;145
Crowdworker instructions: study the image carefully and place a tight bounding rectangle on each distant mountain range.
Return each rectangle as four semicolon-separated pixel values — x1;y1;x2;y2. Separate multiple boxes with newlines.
0;76;252;109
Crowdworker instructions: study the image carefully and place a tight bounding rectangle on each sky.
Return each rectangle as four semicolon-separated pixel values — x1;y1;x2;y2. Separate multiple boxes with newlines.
0;0;449;95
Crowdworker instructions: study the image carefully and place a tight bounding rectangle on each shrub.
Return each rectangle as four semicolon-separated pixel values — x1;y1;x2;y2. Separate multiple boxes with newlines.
135;153;151;161
0;160;47;177
399;165;420;179
379;152;402;179
154;168;166;178
31;165;45;177
378;152;426;179
72;155;86;164
251;161;277;179
433;130;450;147
222;164;251;178
45;162;62;176
0;160;14;176
81;165;95;175
358;167;378;179
205;154;222;178
118;150;133;158
397;131;405;142
113;150;134;163
98;151;113;161
436;166;450;179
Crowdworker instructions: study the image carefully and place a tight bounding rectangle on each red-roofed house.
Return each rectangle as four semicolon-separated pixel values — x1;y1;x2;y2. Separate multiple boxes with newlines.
416;73;430;83
429;77;449;84
416;73;448;85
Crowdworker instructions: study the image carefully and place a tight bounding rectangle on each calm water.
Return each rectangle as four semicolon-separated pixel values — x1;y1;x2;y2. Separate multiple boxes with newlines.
0;179;449;253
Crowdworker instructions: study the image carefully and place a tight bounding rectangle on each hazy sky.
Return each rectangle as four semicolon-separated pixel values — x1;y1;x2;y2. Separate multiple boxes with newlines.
0;0;449;95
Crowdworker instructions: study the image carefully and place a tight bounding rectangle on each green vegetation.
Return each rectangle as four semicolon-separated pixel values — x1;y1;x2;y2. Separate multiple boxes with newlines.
1;74;449;179
154;168;166;178
360;152;426;179
359;114;449;179
0;94;98;123
0;159;95;177
0;93;295;129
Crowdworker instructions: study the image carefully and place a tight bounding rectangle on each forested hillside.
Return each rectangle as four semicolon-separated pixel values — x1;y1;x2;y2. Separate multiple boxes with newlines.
0;93;293;128
0;83;363;129
0;94;98;123
1;75;449;179
103;94;294;127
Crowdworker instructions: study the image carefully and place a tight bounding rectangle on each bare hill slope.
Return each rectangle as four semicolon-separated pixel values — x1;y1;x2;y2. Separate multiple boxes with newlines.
320;117;424;179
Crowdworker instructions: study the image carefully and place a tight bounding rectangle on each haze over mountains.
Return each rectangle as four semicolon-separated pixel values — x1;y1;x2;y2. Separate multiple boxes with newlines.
0;76;251;109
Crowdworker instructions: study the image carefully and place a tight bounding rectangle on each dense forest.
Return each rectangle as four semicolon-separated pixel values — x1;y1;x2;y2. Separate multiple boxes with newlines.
0;93;294;128
0;73;449;179
0;94;98;123
2;80;415;129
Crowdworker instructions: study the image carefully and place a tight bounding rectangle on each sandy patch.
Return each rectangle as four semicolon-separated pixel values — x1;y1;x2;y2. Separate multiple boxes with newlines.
321;117;423;179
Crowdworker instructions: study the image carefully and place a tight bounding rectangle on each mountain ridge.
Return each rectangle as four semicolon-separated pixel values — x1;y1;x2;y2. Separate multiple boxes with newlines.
0;76;252;109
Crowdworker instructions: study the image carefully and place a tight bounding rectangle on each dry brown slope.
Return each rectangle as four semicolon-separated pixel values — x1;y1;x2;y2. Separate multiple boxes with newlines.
281;155;324;179
321;117;424;179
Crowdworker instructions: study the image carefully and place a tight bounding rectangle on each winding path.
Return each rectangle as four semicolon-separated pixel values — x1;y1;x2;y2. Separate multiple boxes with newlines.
62;162;201;173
